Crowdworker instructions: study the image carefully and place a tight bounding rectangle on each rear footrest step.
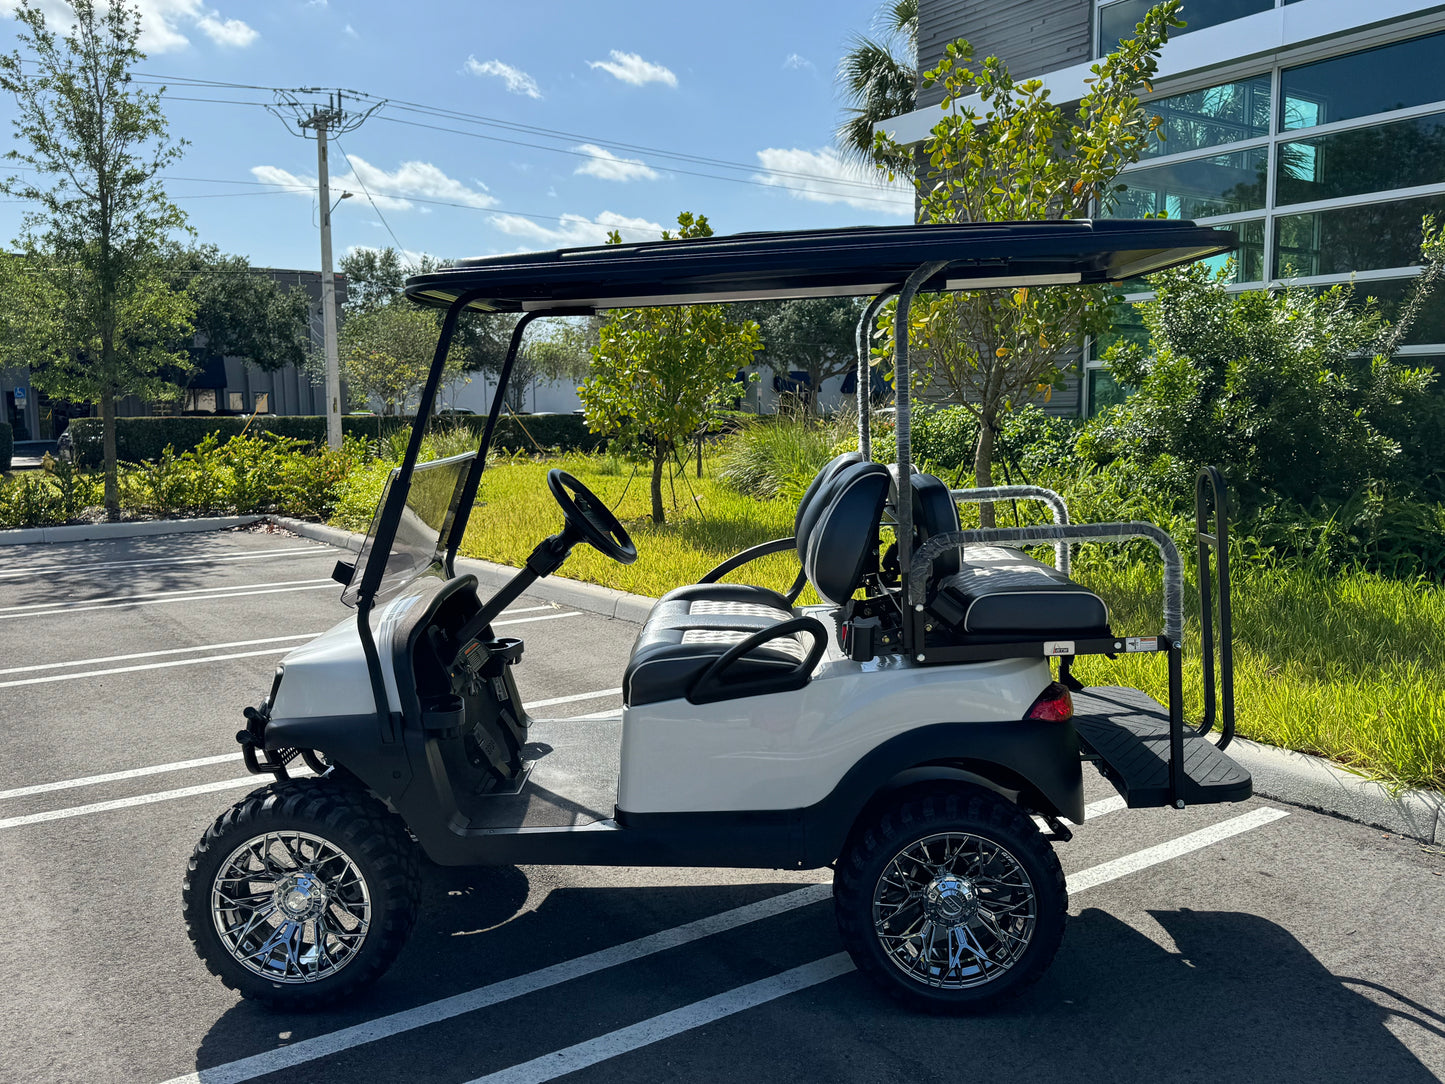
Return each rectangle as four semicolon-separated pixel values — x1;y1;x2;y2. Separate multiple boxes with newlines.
1073;686;1252;808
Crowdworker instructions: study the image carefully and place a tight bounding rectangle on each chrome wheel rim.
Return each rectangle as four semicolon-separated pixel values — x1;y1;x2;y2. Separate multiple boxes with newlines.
872;831;1036;990
211;831;371;985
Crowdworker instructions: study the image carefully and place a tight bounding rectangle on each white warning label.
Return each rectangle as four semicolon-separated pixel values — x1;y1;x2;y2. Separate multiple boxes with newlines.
1043;641;1076;656
1126;636;1159;652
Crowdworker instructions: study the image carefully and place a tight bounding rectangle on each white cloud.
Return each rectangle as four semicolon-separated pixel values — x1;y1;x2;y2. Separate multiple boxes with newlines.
251;156;499;212
343;22;357;37
465;57;542;99
783;53;813;71
196;12;257;47
753;147;913;215
587;50;676;87
573;144;658;182
488;210;664;249
0;1;258;52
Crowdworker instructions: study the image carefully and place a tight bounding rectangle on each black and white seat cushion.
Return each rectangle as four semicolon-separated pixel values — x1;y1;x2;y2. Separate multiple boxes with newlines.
930;545;1109;638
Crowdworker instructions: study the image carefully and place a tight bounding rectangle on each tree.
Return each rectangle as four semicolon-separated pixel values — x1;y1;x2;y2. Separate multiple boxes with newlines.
758;296;865;414
0;0;193;516
872;1;1181;523
170;245;312;374
837;0;918;175
1080;222;1445;506
337;304;465;415
580;212;763;524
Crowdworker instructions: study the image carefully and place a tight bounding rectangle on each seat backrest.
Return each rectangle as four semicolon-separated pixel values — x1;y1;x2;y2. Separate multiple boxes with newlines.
802;462;890;605
911;472;962;579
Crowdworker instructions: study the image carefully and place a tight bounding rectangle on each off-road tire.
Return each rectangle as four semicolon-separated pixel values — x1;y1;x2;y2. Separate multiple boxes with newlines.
182;777;420;1010
835;784;1067;1012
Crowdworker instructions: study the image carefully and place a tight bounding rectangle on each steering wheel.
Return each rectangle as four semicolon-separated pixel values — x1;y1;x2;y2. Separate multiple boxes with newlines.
547;469;638;565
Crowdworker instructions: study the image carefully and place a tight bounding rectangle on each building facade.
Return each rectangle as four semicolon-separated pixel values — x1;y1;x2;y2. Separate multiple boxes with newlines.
884;0;1445;414
1;268;343;443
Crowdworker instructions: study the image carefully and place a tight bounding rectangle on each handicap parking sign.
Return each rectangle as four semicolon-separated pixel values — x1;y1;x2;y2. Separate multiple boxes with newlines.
13;386;26;406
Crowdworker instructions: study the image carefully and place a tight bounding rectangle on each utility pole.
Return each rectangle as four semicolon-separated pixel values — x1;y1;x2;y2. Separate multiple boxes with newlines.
269;90;384;448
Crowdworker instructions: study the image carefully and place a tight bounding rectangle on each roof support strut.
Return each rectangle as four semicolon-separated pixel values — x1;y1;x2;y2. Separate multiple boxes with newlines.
855;286;899;463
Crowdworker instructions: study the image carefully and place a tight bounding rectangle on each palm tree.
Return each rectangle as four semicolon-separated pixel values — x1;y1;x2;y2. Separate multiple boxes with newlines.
836;0;918;175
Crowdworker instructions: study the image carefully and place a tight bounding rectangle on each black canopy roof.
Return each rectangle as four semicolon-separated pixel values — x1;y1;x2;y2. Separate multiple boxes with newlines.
403;220;1235;314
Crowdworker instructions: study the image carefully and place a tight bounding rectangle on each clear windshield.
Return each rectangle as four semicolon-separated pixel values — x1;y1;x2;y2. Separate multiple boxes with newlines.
341;451;476;608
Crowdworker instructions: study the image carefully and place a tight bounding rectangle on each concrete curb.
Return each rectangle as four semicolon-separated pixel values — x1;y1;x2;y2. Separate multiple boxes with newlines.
1228;737;1442;844
0;515;263;546
3;511;1441;842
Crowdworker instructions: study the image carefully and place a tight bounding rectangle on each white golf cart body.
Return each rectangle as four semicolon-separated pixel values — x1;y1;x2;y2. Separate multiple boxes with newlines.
239;220;1249;873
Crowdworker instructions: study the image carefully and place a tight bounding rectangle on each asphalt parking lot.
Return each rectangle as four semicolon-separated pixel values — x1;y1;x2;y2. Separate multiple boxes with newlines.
0;527;1442;1084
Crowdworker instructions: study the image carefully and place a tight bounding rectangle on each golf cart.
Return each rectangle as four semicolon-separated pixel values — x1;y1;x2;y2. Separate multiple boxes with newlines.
183;220;1251;1012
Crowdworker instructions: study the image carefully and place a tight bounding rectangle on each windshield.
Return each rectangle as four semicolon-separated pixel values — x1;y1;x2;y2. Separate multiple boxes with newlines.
341;451;475;608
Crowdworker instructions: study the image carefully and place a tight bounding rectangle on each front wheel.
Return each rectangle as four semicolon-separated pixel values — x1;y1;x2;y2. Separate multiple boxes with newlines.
182;778;420;1010
835;784;1066;1012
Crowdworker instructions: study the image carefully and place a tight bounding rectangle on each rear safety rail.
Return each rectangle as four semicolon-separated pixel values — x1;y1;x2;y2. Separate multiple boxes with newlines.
949;484;1072;576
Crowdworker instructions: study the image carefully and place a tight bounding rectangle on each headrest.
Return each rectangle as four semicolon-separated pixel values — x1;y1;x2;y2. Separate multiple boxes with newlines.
794;451;862;537
802;462;890;605
910;472;962;579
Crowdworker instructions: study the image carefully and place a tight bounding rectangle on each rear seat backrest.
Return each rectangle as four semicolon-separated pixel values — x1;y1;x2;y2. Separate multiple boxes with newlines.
802;462;890;605
911;472;962;579
794;451;861;537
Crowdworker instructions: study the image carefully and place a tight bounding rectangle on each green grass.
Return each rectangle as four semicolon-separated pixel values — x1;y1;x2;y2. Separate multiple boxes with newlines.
336;450;1445;792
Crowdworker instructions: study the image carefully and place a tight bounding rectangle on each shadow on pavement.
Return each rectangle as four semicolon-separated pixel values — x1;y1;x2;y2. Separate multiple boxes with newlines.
188;886;1443;1084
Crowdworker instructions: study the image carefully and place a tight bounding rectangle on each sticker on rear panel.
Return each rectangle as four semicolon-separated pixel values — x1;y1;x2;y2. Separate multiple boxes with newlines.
1125;636;1159;652
1043;641;1075;656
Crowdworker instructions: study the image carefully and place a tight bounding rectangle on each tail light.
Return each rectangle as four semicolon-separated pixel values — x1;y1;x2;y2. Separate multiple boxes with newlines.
1026;682;1074;722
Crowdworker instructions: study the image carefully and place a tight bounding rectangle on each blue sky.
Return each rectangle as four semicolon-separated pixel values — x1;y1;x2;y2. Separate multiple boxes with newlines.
0;0;916;270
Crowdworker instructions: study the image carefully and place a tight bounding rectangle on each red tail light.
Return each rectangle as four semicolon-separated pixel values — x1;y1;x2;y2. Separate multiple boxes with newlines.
1026;682;1074;722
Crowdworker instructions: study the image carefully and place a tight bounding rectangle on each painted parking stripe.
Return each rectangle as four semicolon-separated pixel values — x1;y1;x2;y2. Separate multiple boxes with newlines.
492;611;580;628
152;799;1137;1084
0;646;297;689
527;687;623;709
0;577;333;614
0;754;240;802
0;775;263;830
0;634;319;676
0;546;323;579
463;806;1292;1084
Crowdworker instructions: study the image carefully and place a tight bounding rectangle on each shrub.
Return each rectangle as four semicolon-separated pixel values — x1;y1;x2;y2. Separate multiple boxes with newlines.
67;412;601;468
0;421;11;471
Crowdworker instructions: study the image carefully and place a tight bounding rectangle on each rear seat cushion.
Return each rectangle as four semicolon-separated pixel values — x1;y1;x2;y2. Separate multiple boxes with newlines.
933;545;1109;635
623;624;811;706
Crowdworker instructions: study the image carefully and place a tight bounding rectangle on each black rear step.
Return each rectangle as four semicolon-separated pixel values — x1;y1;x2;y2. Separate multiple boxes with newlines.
1074;687;1252;808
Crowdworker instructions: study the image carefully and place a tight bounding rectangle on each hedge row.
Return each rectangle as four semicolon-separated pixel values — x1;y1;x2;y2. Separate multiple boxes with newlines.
0;421;11;472
68;412;601;467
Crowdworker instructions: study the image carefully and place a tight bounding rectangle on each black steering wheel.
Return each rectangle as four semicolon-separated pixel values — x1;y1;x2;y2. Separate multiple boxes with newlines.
547;469;638;565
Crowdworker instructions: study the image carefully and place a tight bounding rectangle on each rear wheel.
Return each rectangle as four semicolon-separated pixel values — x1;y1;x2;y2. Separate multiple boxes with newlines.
182;778;420;1010
835;784;1066;1012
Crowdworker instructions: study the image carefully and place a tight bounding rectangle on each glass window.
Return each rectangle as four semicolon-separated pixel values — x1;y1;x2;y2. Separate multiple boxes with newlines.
1087;369;1131;415
1350;278;1445;347
1276;112;1445;206
1098;0;1273;56
1111;148;1268;220
1090;299;1149;359
1201;219;1266;282
1281;30;1445;131
1274;195;1445;277
1142;76;1272;159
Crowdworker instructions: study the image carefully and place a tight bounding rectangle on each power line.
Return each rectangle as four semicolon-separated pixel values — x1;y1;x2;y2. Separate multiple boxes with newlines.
333;136;406;252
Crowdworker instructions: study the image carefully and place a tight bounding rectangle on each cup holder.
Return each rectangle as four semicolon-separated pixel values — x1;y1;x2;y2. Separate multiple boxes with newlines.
423;694;466;735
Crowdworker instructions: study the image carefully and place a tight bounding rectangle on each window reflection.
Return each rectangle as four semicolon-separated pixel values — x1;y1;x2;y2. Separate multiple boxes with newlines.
1277;112;1445;205
1111;148;1268;219
1142;76;1272;159
1281;30;1445;130
1098;0;1273;56
1274;196;1445;277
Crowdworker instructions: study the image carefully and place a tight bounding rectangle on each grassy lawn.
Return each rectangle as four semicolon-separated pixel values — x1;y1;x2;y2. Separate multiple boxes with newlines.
412;451;1444;792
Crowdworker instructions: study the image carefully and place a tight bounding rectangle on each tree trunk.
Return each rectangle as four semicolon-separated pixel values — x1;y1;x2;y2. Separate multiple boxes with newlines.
650;448;665;525
974;417;996;528
100;388;119;521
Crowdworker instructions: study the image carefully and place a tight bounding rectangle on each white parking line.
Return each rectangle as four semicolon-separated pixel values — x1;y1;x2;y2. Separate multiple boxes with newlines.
0;754;241;801
463;806;1292;1084
527;687;623;709
0;580;337;620
0;646;297;689
0;577;332;614
0;546;323;579
492;611;581;628
0;634;319;676
0;775;262;830
154;798;1142;1084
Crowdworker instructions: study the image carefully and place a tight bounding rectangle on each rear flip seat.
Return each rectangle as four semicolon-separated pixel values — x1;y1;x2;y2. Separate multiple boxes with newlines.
928;545;1109;638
